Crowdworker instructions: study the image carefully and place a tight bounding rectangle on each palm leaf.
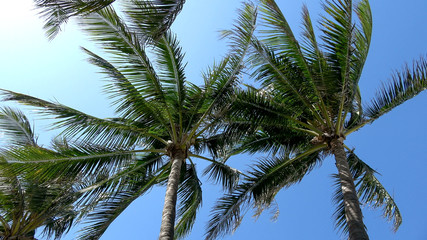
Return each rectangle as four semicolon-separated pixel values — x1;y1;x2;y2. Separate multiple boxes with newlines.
174;162;202;239
364;56;427;120
319;0;356;129
259;0;331;125
188;2;258;140
331;173;349;236
250;38;323;123
79;6;168;107
348;152;402;232
206;147;324;239
80;5;178;140
153;31;187;135
203;159;241;192
82;47;170;132
0;89;166;148
1;141;140;183
124;0;186;42
34;0;115;40
0;107;37;147
34;0;185;40
76;164;169;240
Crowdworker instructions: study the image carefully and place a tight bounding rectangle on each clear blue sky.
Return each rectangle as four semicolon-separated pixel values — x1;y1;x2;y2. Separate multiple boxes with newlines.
1;0;427;239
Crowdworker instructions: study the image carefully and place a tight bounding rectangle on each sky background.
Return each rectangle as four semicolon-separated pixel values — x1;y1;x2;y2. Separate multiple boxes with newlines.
1;0;427;239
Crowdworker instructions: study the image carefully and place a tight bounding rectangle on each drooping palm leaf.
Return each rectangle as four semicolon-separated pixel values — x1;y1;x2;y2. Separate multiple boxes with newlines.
0;107;37;147
34;0;185;40
206;147;324;239
202;159;241;192
174;162;202;239
76;162;169;240
347;151;402;232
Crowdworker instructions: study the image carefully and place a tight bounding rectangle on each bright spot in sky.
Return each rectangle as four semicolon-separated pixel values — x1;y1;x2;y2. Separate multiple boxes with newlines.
0;0;34;20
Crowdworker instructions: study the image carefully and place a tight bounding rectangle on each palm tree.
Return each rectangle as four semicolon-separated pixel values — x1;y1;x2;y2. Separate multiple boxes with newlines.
33;0;185;40
0;2;257;239
206;0;427;239
0;107;78;240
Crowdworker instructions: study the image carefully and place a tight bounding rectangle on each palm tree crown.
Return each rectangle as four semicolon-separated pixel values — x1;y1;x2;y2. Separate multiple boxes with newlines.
206;0;427;239
0;107;78;240
1;2;257;239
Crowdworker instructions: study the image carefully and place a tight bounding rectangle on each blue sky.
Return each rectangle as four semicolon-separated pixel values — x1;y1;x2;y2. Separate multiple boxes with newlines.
1;0;427;239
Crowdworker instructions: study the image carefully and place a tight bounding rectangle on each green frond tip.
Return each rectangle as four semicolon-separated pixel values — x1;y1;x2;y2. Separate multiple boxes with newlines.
34;0;115;40
365;56;427;120
0;107;37;147
203;161;241;191
174;163;202;239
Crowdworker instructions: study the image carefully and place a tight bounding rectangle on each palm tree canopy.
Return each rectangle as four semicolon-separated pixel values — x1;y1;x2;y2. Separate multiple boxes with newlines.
0;2;258;239
205;0;427;239
0;107;78;240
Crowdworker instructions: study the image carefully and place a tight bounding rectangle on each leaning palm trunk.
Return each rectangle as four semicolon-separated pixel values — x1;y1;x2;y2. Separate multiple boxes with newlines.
331;138;369;240
159;150;185;240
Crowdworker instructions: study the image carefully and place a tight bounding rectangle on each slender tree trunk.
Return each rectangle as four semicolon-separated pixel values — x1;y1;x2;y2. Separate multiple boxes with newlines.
331;138;369;240
158;150;185;240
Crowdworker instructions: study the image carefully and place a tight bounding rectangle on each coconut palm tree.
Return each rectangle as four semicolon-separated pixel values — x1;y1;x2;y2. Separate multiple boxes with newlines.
33;0;185;40
0;2;257;239
0;107;78;240
206;0;427;239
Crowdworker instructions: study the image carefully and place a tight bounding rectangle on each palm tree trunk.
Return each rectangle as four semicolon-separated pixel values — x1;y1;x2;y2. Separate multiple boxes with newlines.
158;151;185;240
331;138;369;240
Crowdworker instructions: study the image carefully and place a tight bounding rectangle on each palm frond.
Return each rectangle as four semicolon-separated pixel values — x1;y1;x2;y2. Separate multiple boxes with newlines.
228;87;322;135
34;0;115;40
351;0;372;86
364;56;427;120
174;163;202;239
0;107;37;147
250;39;323;123
205;182;252;240
319;0;356;130
0;166;25;223
206;146;324;239
79;6;168;107
154;31;187;133
81;47;170;132
259;0;333;125
203;160;241;192
124;0;186;42
189;2;257;139
1;142;138;182
76;152;165;209
248;148;324;206
76;164;169;240
31;183;78;240
0;89;166;148
34;0;185;41
331;173;349;236
0;162;78;240
348;152;402;232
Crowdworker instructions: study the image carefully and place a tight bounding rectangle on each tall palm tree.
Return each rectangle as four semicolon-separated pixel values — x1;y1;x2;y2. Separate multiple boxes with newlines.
0;107;78;240
33;0;185;40
0;2;257;239
206;0;427;239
